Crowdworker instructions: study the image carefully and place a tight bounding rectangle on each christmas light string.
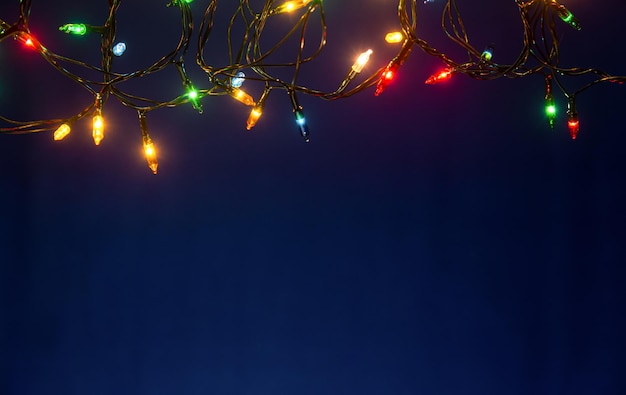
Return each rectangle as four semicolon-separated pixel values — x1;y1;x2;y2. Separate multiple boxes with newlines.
1;0;625;174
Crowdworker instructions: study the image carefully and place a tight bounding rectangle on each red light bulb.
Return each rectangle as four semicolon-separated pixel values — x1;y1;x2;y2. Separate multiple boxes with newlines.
566;96;579;140
425;68;453;84
375;63;399;96
567;117;579;140
17;33;36;48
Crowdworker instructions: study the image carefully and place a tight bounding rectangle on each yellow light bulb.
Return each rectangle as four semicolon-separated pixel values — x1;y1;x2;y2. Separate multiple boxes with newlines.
92;114;104;145
143;138;158;174
137;111;158;174
351;49;373;73
229;88;255;106
385;32;404;43
272;0;314;14
53;123;71;141
246;107;263;130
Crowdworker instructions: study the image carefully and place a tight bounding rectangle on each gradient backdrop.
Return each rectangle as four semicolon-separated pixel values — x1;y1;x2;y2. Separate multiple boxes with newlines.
1;1;625;394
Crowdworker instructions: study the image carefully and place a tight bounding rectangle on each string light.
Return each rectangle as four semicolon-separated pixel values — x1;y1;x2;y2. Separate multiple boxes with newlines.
385;32;404;44
567;97;579;140
185;82;203;113
375;63;398;96
550;1;581;30
112;42;126;56
59;23;88;35
92;113;104;146
15;32;36;48
294;110;309;142
270;0;317;15
290;93;310;142
247;108;262;130
92;94;104;146
247;88;270;130
351;49;373;74
425;68;453;84
229;88;255;106
544;75;556;129
1;0;624;174
168;0;194;6
139;112;158;174
231;71;246;88
53;123;72;141
375;42;412;96
481;45;494;62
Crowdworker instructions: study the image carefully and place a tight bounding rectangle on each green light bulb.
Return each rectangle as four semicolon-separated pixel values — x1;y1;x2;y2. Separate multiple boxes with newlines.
186;85;202;113
545;94;556;129
481;45;494;62
59;23;87;36
167;0;193;6
550;2;581;30
559;9;581;30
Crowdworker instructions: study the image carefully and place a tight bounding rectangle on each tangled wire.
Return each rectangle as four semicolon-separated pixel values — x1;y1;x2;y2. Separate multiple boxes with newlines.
1;0;623;172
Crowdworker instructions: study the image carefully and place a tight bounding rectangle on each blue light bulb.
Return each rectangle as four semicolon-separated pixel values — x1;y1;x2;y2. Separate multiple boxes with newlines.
296;113;306;126
294;110;310;142
112;42;126;56
231;71;245;88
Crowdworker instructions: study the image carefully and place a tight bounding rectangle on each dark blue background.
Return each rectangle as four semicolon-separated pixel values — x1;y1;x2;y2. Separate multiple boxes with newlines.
1;1;625;394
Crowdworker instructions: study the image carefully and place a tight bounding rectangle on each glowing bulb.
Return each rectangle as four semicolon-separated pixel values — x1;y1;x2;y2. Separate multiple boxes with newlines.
551;1;581;30
59;23;87;35
560;10;581;30
246;88;269;130
545;95;556;129
112;42;126;56
143;137;158;174
53;123;71;141
481;45;494;62
271;0;315;14
351;49;373;73
185;82;203;113
385;32;404;43
167;0;193;5
138;111;158;174
543;75;557;129
296;113;305;126
92;113;104;146
231;71;245;88
375;62;399;96
425;68;453;84
229;88;255;106
294;110;310;142
567;97;579;140
17;33;36;48
246;107;263;130
567;116;579;140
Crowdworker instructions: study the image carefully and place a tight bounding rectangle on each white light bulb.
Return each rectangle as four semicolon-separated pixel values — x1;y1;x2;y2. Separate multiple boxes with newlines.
112;42;127;56
231;71;245;88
